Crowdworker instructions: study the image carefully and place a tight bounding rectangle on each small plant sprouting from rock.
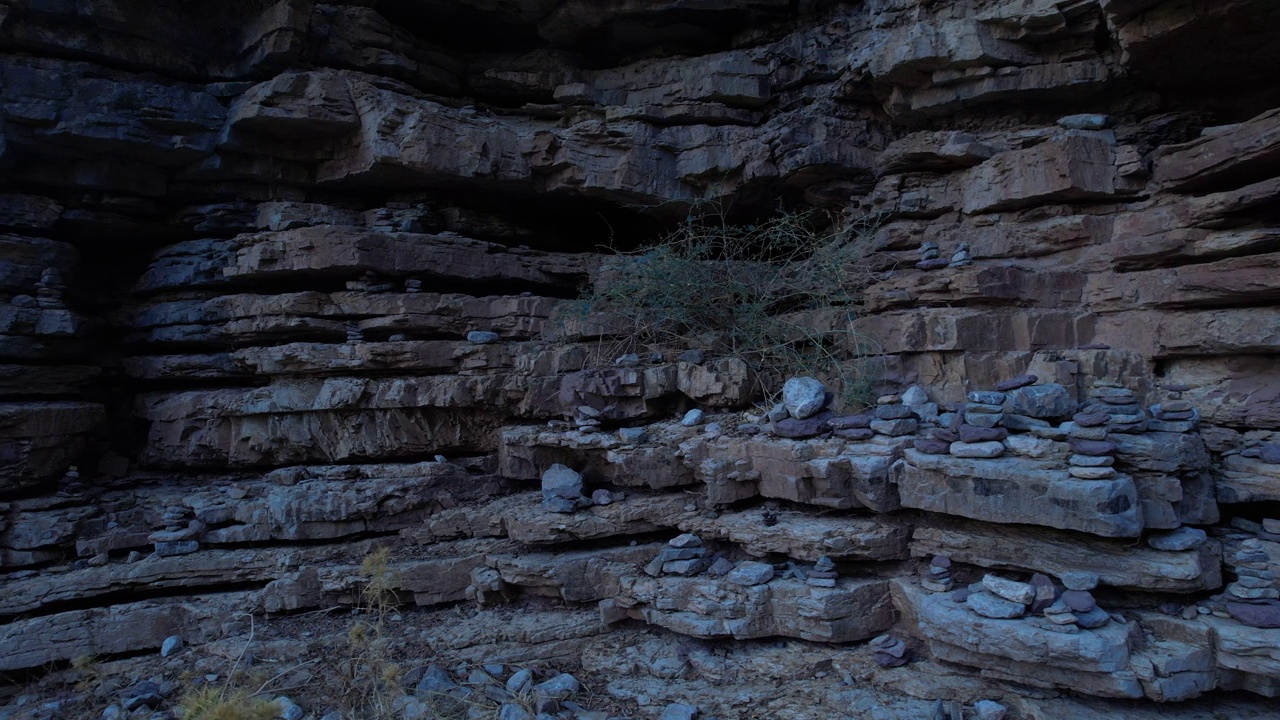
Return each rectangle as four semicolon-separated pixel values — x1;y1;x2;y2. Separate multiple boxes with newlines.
176;687;279;720
338;547;404;720
573;207;882;406
173;615;283;720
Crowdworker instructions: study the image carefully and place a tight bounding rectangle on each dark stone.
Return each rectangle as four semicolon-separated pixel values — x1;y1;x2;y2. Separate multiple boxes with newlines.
931;555;952;569
1259;444;1280;465
1061;590;1097;613
773;411;833;438
874;650;909;667
913;439;951;454
1226;600;1280;628
1079;343;1111;350
916;258;950;271
829;414;873;429
1073;412;1111;427
951;587;971;602
1161;383;1192;392
995;374;1038;391
875;403;916;420
1069;439;1116;456
834;427;875;441
677;349;705;364
1029;573;1057;613
1157;409;1195;420
930;428;960;442
1075;606;1111;629
958;425;1008;443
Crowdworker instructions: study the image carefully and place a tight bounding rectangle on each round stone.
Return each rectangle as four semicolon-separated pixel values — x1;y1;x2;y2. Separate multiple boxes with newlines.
783;377;829;420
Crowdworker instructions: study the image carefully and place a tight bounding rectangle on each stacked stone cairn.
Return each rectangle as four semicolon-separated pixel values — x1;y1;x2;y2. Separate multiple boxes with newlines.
1208;519;1280;629
344;322;363;344
957;571;1111;631
769;376;837;439
916;241;948;271
404;278;423;293
644;533;716;577
1067;406;1118;480
921;555;953;592
872;394;920;437
948;242;973;267
870;633;910;668
954;388;1009;458
35;267;66;309
573;404;602;432
1226;538;1279;602
1084;381;1146;434
1148;383;1200;433
807;555;839;588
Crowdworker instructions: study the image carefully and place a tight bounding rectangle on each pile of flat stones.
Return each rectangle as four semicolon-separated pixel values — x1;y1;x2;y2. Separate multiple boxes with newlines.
953;572;1111;632
921;555;954;592
870;633;910;667
1148;383;1200;433
643;534;726;578
1066;406;1118;480
1083;382;1147;434
1182;519;1280;628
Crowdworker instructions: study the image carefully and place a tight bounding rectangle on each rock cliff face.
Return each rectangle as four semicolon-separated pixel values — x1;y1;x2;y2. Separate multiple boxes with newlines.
3;1;1280;718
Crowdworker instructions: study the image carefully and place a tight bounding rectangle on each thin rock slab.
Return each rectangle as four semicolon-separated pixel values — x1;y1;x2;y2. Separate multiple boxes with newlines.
894;582;1143;699
910;520;1221;592
899;450;1142;537
967;590;1026;619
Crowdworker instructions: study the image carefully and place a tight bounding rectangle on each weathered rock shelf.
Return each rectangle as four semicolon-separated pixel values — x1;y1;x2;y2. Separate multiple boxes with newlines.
3;0;1280;718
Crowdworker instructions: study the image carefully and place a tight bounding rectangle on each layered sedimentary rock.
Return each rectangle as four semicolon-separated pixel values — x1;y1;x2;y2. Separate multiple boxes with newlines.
2;0;1280;717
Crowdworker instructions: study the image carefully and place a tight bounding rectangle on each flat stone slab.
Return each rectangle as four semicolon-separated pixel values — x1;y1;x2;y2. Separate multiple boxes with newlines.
899;450;1142;537
894;581;1142;699
618;575;894;644
910;520;1220;592
677;509;909;562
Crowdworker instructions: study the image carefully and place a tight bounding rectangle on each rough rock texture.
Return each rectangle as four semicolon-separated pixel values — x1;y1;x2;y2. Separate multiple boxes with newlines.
3;0;1280;717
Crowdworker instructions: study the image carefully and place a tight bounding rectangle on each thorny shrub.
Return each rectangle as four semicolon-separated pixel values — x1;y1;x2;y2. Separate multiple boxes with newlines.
570;207;884;406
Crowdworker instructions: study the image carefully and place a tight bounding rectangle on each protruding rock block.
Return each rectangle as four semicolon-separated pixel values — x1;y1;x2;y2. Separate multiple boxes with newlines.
499;424;697;490
678;508;910;563
1155;107;1280;193
962;135;1118;214
910;520;1221;592
0;401;104;492
898;449;1142;537
894;581;1143;699
618;574;894;643
1219;454;1280;503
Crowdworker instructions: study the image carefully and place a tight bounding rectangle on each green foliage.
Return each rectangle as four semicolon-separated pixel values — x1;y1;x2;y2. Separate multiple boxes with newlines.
176;688;279;720
576;208;882;406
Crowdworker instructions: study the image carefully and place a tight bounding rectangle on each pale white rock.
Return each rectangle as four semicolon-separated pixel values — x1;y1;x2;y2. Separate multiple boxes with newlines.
950;441;1005;458
726;561;775;586
901;385;929;406
982;574;1035;604
967;591;1026;619
974;699;1008;720
783;377;828;420
1003;434;1060;458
